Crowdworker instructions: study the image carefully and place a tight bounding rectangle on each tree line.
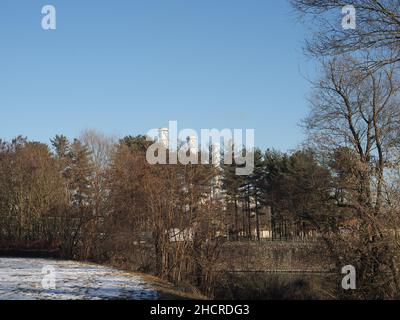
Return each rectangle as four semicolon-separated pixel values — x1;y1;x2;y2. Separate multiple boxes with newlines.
0;129;325;295
1;111;399;298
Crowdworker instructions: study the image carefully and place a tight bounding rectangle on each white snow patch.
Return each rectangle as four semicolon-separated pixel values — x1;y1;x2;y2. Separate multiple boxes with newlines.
0;258;159;300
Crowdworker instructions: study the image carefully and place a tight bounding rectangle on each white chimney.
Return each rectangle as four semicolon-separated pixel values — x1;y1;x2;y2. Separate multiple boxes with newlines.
186;136;198;155
211;143;221;167
211;142;222;197
159;128;169;148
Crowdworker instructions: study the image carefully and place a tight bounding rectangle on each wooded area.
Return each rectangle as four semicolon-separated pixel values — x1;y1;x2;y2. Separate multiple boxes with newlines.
0;132;324;296
1;110;399;298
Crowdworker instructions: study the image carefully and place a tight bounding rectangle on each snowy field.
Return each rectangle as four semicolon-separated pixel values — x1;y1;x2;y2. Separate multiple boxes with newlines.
0;258;159;300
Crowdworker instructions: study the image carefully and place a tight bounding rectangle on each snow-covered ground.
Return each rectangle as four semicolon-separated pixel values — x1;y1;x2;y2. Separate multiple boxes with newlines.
0;258;159;300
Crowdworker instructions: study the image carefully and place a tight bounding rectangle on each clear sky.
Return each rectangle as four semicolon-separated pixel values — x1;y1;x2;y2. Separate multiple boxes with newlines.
0;0;316;151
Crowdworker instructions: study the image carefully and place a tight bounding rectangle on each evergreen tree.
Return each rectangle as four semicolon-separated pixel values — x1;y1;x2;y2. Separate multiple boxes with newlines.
51;134;70;159
69;139;94;211
222;154;245;240
247;148;265;241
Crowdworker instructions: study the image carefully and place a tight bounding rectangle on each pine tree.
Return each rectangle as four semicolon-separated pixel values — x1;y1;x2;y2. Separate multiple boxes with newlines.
222;157;245;240
69;139;94;212
51;135;70;159
247;148;265;241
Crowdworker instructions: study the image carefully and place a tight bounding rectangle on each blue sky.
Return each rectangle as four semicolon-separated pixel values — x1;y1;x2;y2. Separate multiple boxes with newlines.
0;0;316;151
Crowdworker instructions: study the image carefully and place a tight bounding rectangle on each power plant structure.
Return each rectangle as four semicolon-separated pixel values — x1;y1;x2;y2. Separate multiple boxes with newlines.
157;128;223;199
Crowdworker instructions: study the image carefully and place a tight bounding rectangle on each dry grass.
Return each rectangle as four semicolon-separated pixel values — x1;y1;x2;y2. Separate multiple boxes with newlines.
213;272;336;300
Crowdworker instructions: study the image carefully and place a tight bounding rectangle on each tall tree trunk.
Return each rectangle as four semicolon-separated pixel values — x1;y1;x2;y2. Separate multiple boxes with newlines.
234;196;239;241
255;194;260;242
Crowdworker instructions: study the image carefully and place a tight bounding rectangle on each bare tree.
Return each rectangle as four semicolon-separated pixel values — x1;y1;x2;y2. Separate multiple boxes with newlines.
291;0;400;68
305;56;400;298
80;129;116;170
